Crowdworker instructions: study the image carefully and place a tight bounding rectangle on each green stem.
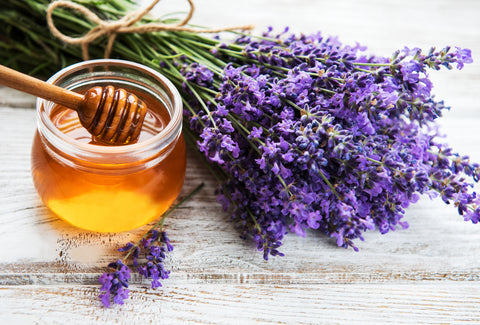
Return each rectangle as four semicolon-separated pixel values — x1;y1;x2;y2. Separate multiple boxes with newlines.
247;208;262;233
353;62;391;67
318;170;341;200
354;67;376;74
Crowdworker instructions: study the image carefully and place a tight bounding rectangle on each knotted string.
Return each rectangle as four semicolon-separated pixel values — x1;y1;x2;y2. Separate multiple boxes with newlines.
47;0;254;60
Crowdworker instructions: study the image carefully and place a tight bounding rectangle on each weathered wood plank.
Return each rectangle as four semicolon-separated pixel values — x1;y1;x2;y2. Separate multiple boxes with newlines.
0;88;36;109
1;283;480;324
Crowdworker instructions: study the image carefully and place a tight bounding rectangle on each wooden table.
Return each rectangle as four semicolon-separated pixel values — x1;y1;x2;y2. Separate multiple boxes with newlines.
1;0;479;323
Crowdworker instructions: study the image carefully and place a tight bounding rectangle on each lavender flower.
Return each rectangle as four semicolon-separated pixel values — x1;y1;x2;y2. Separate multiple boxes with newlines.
99;230;173;307
454;47;473;70
97;184;203;308
136;230;173;289
98;260;131;308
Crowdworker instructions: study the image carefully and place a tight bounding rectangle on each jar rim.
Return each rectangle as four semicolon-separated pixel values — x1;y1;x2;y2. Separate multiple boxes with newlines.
36;59;183;162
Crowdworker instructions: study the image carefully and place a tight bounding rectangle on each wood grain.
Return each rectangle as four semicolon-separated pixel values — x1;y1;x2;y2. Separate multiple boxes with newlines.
1;283;480;324
1;0;480;323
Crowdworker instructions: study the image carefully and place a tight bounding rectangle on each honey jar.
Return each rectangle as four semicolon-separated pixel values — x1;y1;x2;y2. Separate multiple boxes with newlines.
31;60;186;232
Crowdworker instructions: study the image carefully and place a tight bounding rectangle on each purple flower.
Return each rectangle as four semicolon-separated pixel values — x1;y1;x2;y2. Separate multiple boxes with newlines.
98;260;131;308
454;47;473;70
250;126;263;138
181;62;214;87
262;140;280;157
136;230;173;289
100;230;174;307
401;60;423;83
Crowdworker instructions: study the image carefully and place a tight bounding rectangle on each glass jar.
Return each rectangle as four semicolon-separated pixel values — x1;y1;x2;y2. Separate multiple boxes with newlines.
31;59;186;232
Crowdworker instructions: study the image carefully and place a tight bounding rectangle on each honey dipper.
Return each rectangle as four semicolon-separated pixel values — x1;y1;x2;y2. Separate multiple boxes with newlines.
0;64;147;144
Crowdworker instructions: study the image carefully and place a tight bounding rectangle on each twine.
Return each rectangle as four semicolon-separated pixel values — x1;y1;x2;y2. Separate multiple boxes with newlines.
47;0;254;60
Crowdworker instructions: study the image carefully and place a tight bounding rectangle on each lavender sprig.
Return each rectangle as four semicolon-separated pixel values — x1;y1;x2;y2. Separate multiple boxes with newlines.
98;183;204;308
98;260;131;308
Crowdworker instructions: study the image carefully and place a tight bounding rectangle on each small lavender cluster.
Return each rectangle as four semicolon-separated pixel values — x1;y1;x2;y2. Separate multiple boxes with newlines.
134;230;173;289
181;28;476;259
98;260;130;308
98;230;173;307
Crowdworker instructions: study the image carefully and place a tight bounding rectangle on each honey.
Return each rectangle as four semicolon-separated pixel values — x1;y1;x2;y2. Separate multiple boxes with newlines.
31;60;186;232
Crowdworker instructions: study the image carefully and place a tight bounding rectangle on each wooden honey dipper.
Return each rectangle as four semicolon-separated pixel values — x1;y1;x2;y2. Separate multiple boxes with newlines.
0;64;147;144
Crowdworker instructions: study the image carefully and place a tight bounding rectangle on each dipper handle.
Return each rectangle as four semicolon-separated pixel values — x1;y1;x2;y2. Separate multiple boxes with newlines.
0;64;84;108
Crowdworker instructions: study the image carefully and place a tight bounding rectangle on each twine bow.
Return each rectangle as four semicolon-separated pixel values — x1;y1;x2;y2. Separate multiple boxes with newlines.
47;0;254;60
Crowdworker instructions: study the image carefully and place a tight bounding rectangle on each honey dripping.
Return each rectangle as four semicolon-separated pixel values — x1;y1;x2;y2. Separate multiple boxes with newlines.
31;89;186;232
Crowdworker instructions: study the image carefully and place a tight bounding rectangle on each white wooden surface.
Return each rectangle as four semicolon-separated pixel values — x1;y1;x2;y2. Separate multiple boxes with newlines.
1;0;480;323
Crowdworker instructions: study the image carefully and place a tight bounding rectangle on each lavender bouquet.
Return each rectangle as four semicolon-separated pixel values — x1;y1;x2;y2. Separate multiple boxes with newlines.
180;34;476;257
1;0;477;307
